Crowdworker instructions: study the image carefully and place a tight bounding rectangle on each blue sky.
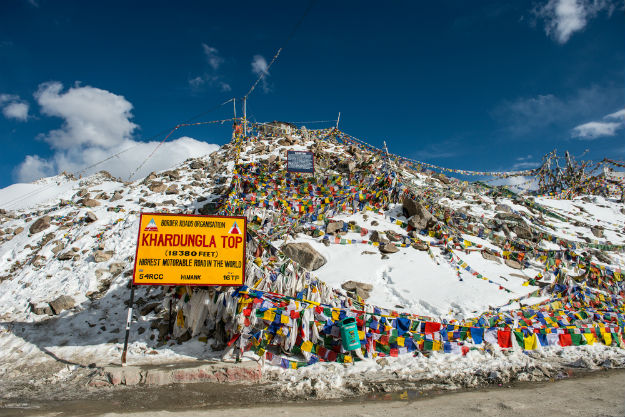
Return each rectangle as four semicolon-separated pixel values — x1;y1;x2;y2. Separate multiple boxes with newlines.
0;0;623;187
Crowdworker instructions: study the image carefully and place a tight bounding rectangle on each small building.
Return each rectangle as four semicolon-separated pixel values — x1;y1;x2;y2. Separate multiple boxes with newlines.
257;121;297;136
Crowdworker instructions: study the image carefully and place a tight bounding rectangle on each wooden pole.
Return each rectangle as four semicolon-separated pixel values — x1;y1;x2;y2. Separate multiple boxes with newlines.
336;112;341;130
121;282;136;366
243;97;247;137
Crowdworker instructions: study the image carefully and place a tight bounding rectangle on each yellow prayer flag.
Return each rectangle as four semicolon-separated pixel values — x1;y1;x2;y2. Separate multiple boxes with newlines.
524;333;538;350
301;340;313;352
603;332;612;346
397;337;405;347
264;310;276;321
583;333;596;345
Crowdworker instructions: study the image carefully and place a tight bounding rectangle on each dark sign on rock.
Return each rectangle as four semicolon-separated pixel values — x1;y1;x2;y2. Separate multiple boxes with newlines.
287;151;314;173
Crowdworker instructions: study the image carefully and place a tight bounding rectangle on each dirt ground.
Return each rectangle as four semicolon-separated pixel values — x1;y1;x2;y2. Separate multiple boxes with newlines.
1;368;623;417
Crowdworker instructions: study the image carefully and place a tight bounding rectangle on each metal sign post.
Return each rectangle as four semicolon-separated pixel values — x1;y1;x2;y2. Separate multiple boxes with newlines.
121;213;247;365
121;282;135;366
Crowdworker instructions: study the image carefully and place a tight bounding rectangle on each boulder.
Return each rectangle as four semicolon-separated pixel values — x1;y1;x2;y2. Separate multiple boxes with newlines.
165;184;179;195
50;241;65;255
385;230;401;242
281;242;327;271
412;241;429;251
379;243;399;254
30;303;53;316
57;251;74;261
13;226;24;235
495;204;513;213
481;249;500;263
514;224;533;240
94;250;114;263
109;262;125;276
110;192;123;202
494;212;523;223
85;211;98;223
505;259;523;270
325;221;344;235
402;196;419;218
370;230;389;244
81;199;100;208
590;227;604;239
49;295;75;315
341;281;373;300
190;160;206;169
149;182;167;193
29;216;51;234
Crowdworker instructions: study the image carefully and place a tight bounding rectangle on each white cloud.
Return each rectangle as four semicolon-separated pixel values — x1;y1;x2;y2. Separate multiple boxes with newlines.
492;85;622;137
572;121;622;138
0;93;29;121
15;155;55;181
605;108;625;120
251;55;271;93
2;102;29;121
189;44;231;92
15;82;219;183
490;175;539;191
188;74;231;92
202;44;224;70
533;0;622;44
571;107;625;139
35;81;137;149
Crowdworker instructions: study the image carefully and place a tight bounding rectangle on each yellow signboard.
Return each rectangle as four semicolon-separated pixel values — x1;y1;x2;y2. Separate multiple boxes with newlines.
132;213;246;286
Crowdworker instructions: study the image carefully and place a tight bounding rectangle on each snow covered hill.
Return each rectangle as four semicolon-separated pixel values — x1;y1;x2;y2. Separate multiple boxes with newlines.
0;124;624;396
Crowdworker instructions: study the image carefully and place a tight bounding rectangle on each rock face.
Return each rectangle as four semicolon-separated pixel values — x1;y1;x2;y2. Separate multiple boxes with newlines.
342;281;373;300
49;295;75;315
325;221;344;235
29;216;51;234
85;211;98;223
281;242;327;271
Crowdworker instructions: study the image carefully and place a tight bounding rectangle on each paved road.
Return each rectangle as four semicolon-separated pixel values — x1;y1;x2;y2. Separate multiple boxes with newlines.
2;369;624;417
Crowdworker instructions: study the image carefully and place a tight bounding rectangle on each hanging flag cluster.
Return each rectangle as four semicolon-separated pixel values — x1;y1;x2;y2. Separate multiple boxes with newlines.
165;124;624;368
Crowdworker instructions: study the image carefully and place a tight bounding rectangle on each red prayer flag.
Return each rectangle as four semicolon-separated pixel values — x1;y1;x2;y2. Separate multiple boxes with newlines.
497;330;512;348
424;321;442;334
559;333;572;347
